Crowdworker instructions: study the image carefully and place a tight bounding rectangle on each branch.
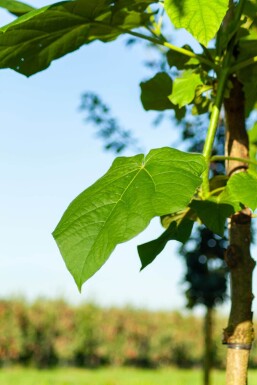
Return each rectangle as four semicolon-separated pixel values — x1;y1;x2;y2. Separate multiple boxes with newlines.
92;17;216;70
124;29;215;68
211;155;257;168
230;56;257;73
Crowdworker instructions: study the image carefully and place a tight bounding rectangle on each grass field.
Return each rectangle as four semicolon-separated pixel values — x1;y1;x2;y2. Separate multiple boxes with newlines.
0;367;257;385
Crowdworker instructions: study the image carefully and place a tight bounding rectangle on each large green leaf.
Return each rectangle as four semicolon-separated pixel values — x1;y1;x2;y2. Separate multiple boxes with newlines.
221;171;257;211
164;0;229;46
0;0;157;76
53;147;205;289
138;217;193;270
168;70;203;108
0;0;35;16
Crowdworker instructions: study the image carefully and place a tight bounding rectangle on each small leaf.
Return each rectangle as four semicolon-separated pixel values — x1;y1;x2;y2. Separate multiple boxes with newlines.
169;70;203;108
138;217;194;271
164;0;228;46
167;45;198;70
140;72;174;111
221;171;257;211
244;0;257;35
238;39;257;61
53;147;206;290
234;40;257;115
192;95;211;116
209;175;228;192
0;0;35;16
190;197;235;236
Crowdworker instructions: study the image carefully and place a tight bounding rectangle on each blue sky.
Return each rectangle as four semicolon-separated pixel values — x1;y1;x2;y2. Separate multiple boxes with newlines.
0;0;254;313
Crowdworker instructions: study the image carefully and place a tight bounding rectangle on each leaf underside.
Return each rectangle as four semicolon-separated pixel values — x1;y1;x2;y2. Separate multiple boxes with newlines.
0;0;35;16
140;72;175;111
138;217;194;270
0;0;157;76
53;147;205;290
190;197;234;236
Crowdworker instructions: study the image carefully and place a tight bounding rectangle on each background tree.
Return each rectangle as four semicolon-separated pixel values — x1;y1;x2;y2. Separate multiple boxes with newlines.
180;227;227;385
0;1;257;384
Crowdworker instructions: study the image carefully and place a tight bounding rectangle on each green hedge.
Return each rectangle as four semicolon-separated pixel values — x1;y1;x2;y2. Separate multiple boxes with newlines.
0;299;256;368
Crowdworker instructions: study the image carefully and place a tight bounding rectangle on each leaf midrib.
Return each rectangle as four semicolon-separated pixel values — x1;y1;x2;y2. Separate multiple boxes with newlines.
79;164;146;286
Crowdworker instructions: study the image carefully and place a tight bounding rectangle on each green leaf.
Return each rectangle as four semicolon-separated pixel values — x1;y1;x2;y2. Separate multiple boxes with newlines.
190;197;235;236
0;0;157;76
248;122;257;145
192;95;211;115
167;45;199;70
0;0;35;16
248;123;257;171
238;39;257;60
138;217;194;271
140;72;174;111
164;0;228;46
169;70;203;108
221;171;257;211
209;175;228;192
53;147;206;290
244;0;257;36
237;47;257;116
140;72;185;119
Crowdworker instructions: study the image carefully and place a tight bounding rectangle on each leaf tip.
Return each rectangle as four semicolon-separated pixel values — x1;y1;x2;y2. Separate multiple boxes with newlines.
139;264;146;272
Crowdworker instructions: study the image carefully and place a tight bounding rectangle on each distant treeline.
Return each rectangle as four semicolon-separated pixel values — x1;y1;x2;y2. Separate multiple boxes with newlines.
0;299;256;369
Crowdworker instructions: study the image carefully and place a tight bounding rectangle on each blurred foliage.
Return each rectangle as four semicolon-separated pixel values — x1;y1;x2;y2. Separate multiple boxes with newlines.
1;299;257;369
80;93;140;153
180;227;228;309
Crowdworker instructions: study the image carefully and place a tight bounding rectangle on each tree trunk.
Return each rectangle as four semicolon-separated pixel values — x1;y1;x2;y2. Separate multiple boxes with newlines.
203;307;213;385
223;78;256;385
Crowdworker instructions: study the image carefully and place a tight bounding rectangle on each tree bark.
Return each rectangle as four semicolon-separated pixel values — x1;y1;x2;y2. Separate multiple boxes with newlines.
203;307;213;385
223;78;255;385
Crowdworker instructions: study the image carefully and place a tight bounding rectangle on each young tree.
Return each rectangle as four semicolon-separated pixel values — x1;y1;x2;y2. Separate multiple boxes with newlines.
0;1;256;383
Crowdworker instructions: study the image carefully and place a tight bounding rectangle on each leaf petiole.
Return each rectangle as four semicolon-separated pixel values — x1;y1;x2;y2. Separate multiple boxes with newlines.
230;56;257;73
211;155;257;168
206;186;225;198
113;27;216;69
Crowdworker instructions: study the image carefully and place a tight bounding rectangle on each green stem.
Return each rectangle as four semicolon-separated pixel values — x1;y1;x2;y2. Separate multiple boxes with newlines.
207;186;225;198
201;68;229;195
117;29;215;69
201;0;247;197
92;19;216;69
211;155;257;167
230;56;257;73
